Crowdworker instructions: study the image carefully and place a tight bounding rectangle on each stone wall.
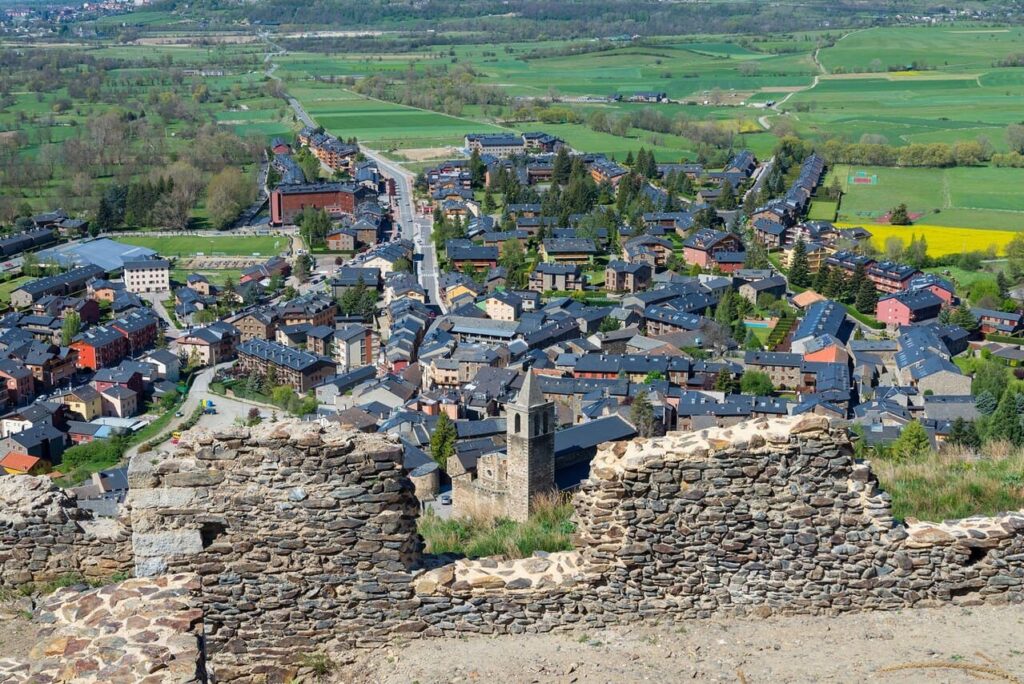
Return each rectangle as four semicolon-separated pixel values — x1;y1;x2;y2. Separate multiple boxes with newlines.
0;476;132;589
0;574;205;683
127;421;424;680
119;416;1024;682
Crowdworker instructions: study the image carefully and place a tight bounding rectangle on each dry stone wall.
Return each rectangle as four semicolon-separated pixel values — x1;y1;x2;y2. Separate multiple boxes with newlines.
127;421;424;680
0;415;1021;682
0;476;132;589
0;574;205;683
120;416;1024;682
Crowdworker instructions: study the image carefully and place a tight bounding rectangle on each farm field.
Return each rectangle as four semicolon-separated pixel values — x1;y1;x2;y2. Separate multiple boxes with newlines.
117;235;289;257
836;222;1020;258
289;84;508;150
830;164;1024;232
789;26;1024;150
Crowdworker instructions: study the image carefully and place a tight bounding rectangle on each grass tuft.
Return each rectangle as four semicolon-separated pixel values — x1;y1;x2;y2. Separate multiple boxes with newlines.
873;442;1024;521
418;491;576;559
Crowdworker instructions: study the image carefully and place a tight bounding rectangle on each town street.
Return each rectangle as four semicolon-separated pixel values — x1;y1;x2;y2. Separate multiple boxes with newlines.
283;92;445;310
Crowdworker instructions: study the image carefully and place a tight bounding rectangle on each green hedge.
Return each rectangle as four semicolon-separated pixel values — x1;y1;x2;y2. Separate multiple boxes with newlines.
985;333;1024;345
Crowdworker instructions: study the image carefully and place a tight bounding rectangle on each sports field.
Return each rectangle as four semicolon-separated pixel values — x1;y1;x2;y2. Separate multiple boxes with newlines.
118;236;288;257
831;165;1024;232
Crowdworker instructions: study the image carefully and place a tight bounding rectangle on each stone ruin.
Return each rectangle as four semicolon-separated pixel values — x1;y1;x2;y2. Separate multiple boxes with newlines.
0;415;1022;682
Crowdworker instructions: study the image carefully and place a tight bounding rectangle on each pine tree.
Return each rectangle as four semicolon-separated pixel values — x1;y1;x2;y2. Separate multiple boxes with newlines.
715;182;736;210
976;390;998;416
630;389;656;437
891;420;931;461
812;263;831;293
95;197;116;232
855;279;878;313
789;238;810;287
951;304;978;332
551;147;571;186
947;418;981;450
61;311;81;346
889;203;911;226
483;187;496;213
625;150;635;167
986;390;1024;446
430;412;457;469
997;271;1010;298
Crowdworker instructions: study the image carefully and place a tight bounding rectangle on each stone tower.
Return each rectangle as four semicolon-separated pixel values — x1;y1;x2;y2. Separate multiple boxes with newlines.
506;370;556;522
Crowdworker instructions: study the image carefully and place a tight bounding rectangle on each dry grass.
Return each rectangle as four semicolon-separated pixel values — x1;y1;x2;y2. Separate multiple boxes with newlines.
873;442;1024;522
418;491;575;559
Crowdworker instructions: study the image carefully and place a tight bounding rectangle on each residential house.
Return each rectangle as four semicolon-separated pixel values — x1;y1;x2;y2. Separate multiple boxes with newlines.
973;308;1024;336
483;291;523;322
682;229;744;269
333;324;378;372
446;240;499;272
876;290;943;329
70;326;128;371
529;264;583;293
0;452;51;475
738;275;787;305
0;423;65;466
177;322;240;366
58;385;103;421
605;261;652;293
10;264;105;308
231;308;279;343
100;386;138;418
236;339;337;392
540;238;597;265
744;351;803;390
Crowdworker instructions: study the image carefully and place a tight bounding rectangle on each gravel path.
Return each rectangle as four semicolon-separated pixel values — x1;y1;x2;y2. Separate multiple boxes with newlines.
341;605;1024;683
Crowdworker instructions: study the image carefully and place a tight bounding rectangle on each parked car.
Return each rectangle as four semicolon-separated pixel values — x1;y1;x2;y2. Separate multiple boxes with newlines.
439;493;452;505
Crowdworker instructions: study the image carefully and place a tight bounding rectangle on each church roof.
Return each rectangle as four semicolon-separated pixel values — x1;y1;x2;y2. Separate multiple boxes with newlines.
515;370;546;408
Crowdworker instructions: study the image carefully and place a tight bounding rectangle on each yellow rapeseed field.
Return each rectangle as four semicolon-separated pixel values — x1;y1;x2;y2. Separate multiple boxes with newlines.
834;222;1020;257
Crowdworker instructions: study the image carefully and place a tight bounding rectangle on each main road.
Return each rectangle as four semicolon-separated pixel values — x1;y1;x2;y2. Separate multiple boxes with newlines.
282;90;444;310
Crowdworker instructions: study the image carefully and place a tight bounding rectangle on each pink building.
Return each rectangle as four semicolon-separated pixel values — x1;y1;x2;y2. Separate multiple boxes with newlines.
876;290;943;329
682;229;744;269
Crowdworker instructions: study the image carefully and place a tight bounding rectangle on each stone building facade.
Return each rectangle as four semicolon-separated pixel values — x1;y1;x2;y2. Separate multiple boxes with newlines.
450;371;556;521
3;416;1024;683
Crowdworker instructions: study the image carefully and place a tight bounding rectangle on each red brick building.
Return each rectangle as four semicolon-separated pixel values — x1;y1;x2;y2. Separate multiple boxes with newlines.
270;182;370;226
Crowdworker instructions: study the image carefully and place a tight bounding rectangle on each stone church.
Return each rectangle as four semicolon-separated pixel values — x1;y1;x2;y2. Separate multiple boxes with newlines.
449;371;556;521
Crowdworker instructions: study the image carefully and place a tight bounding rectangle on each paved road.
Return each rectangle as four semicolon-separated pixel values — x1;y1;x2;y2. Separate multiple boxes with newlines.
744;156;774;202
280;80;444;311
361;146;444;310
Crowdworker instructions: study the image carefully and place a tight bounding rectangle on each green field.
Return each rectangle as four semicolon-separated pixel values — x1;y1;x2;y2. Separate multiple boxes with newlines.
118;236;288;257
290;83;507;149
170;268;244;287
831;164;1024;231
787;26;1024;152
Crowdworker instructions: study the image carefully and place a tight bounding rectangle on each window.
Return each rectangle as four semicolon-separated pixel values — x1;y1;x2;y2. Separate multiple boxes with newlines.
514;413;521;434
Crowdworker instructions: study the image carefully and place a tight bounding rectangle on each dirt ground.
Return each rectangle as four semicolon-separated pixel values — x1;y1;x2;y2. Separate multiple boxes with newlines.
394;146;461;162
339;605;1024;683
0;597;38;662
